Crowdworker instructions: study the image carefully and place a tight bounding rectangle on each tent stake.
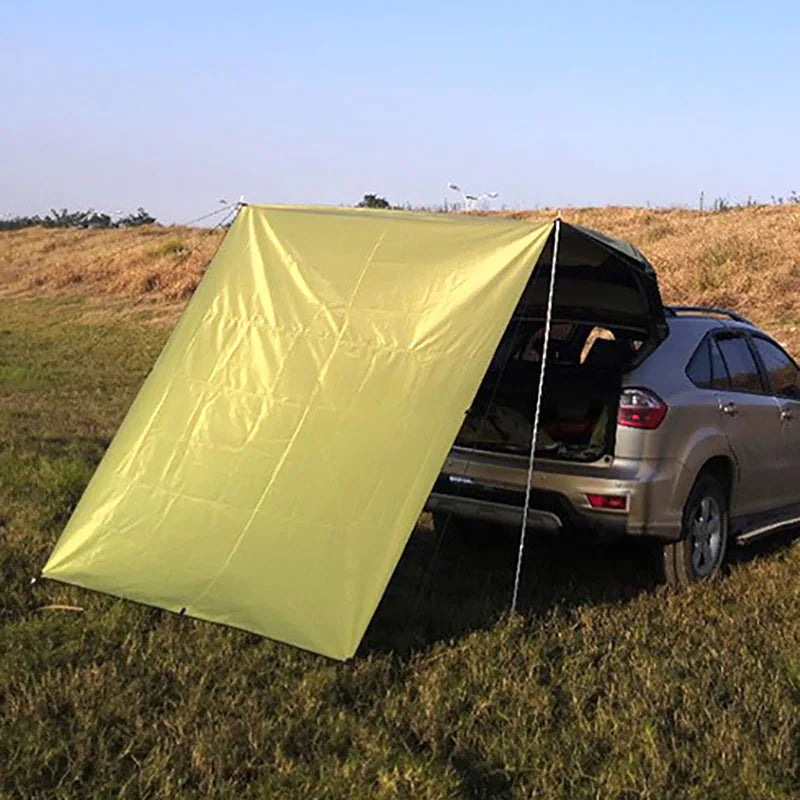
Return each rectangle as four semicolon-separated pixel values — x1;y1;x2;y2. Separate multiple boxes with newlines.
511;217;561;614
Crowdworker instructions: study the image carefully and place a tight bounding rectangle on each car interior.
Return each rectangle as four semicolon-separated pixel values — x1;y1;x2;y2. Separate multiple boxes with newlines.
456;319;643;461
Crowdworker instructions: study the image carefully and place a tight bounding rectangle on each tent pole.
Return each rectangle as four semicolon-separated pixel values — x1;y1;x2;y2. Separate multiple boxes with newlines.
511;217;561;614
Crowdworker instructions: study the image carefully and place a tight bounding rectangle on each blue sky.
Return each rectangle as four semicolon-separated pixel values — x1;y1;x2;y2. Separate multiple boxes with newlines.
2;1;798;222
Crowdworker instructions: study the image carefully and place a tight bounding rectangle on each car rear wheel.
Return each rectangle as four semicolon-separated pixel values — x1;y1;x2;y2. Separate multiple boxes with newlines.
660;473;728;590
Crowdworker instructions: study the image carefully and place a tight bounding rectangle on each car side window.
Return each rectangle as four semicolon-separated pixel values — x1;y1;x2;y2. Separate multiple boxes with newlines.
716;335;764;393
686;337;712;387
709;338;731;390
750;336;800;400
687;335;731;390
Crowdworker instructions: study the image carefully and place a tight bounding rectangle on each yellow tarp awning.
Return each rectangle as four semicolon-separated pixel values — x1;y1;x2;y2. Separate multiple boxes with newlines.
43;205;552;659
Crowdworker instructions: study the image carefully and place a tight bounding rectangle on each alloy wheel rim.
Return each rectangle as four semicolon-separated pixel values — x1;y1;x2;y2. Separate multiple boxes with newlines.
690;495;723;577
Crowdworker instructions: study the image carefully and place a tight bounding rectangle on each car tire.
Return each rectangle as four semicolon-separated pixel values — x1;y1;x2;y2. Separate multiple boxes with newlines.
660;473;729;590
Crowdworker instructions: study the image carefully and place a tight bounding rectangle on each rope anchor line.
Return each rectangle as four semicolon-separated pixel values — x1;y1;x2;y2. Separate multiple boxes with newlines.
511;218;561;614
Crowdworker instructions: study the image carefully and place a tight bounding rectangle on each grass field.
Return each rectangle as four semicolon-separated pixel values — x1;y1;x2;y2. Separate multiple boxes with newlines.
2;210;800;798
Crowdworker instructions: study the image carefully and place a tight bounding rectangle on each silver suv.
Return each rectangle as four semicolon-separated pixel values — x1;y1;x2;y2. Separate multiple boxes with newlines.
427;230;800;590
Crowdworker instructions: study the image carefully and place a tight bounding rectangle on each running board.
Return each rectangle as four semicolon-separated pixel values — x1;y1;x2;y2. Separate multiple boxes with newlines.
735;515;800;545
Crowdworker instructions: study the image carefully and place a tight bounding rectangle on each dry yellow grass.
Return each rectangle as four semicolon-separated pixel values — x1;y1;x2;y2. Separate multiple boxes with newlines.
0;224;224;305
2;205;800;346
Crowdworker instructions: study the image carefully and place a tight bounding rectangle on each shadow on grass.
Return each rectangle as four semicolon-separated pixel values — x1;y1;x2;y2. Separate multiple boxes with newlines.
363;519;800;658
362;520;660;657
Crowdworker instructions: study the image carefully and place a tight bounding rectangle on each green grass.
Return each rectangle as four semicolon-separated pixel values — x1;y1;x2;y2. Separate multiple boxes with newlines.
2;296;800;799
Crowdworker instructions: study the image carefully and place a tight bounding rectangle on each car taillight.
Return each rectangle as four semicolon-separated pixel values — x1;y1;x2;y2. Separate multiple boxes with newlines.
587;493;629;510
618;388;667;429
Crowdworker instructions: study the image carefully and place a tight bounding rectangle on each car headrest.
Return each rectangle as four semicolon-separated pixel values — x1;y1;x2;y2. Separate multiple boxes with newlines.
584;338;621;369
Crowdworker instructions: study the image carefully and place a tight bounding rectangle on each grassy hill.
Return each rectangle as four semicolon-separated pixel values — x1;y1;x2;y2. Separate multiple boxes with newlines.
1;207;800;798
3;204;800;346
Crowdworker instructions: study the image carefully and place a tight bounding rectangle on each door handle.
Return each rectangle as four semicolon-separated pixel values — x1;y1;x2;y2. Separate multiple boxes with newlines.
781;408;793;422
719;401;737;416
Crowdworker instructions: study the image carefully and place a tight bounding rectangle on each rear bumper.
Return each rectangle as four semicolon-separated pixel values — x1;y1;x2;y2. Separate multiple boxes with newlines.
427;493;562;534
426;447;686;541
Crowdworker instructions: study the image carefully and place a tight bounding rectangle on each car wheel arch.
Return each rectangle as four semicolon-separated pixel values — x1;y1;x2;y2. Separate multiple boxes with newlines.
675;456;735;533
697;455;735;506
673;432;736;510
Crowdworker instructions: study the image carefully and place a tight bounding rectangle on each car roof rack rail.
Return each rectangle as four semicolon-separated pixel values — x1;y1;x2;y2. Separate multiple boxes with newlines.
666;305;754;325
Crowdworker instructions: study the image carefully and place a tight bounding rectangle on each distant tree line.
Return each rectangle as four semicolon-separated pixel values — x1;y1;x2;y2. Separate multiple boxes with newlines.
355;194;450;212
356;194;392;209
0;207;157;231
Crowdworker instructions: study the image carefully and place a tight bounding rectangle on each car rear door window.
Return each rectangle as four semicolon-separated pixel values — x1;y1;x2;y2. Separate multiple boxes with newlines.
750;336;800;399
716;335;764;393
709;338;731;389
